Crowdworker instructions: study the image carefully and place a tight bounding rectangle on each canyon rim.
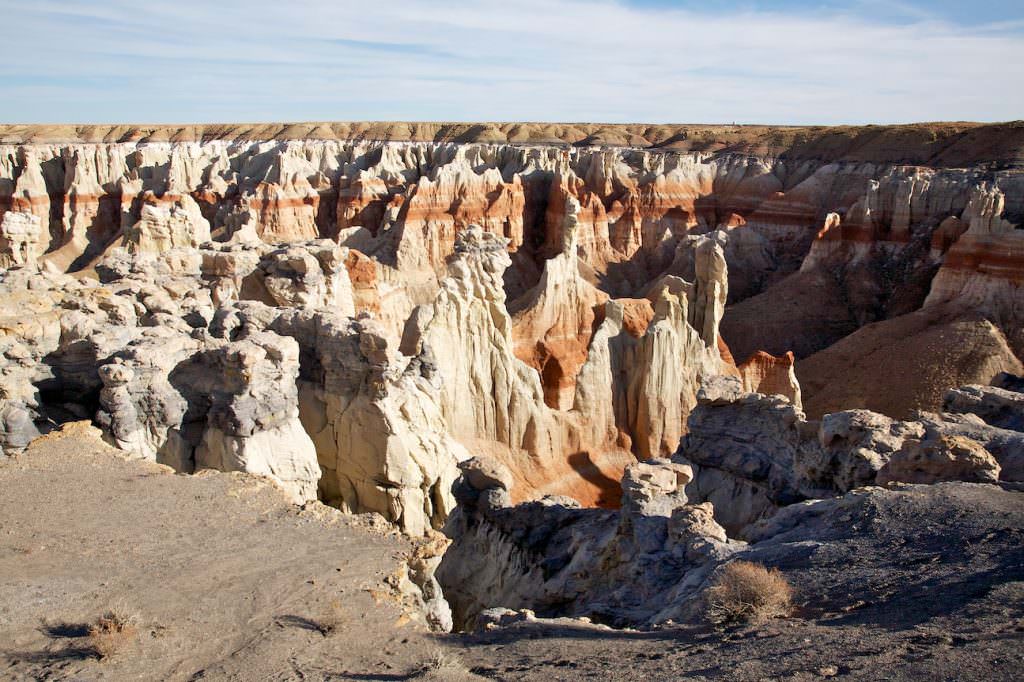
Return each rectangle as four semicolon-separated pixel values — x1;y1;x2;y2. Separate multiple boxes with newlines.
2;2;1024;680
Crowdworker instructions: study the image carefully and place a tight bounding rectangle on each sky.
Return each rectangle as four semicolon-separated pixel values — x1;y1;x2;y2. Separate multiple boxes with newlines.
2;0;1023;125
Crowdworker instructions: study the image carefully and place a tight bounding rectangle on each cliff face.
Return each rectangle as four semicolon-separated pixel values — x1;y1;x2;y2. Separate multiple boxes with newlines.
1;122;1022;526
794;180;1024;419
6;133;1020;308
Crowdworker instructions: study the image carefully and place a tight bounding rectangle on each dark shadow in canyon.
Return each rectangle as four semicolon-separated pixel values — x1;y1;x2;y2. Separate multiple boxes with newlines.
567;452;622;508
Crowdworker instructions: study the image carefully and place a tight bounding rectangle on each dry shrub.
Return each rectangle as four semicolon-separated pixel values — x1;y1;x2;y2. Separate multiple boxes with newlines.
87;610;138;659
414;649;475;680
705;560;793;625
317;599;345;635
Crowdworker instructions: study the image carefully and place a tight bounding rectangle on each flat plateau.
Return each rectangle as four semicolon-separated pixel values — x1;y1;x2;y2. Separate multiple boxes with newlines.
2;120;1023;167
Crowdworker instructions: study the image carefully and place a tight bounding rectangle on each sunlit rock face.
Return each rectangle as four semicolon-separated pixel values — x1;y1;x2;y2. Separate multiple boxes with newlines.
0;211;42;268
924;184;1024;356
734;350;802;409
398;220;729;507
0;247;463;535
6;123;1024;655
1;123;1021;530
3;134;1018;308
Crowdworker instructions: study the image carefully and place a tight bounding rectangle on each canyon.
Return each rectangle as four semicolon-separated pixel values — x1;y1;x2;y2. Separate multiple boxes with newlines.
1;121;1023;678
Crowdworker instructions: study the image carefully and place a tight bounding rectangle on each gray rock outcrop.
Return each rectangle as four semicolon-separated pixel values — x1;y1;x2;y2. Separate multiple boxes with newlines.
438;455;740;629
678;374;1024;534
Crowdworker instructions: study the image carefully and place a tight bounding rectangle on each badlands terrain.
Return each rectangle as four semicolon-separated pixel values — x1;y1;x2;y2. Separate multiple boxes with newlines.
1;121;1023;679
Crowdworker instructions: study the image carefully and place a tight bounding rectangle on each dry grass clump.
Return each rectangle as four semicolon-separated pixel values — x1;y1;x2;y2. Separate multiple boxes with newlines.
87;610;138;659
413;649;478;681
317;599;345;635
705;560;793;625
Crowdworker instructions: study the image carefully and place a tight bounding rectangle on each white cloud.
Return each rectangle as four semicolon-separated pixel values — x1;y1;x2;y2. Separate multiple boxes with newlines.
2;0;1022;124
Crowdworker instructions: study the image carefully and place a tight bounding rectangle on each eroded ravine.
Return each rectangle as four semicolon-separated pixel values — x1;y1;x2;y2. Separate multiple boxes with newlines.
2;125;1023;634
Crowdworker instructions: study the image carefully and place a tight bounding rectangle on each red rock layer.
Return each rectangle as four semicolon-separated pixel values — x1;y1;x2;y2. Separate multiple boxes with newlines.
512;300;603;411
394;171;528;274
246;183;320;243
737;351;800;401
942;232;1024;281
344;249;381;315
615;298;656;339
337;176;395;235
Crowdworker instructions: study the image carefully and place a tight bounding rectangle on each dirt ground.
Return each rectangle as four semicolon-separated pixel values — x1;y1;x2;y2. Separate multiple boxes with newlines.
796;306;1022;419
0;423;454;681
2;424;1023;681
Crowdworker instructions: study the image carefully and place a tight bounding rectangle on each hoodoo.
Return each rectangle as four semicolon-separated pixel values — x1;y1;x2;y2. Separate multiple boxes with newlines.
3;122;1023;502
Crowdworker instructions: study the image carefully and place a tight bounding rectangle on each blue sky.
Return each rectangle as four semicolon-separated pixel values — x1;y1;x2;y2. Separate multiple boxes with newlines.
2;0;1022;125
628;1;1024;26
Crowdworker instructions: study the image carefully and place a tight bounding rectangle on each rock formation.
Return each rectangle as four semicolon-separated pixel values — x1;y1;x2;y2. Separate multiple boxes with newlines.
723;167;1023;363
735;351;802;408
262;308;469;536
944;383;1024;432
437;453;739;629
875;434;1001;485
794;179;1023;418
100;327;322;502
511;196;608;410
924;183;1024;356
0;124;1021;540
438;420;1024;630
0;211;42;268
119;196;211;254
1;124;1023;660
400;218;729;505
677;375;1024;533
0;240;465;534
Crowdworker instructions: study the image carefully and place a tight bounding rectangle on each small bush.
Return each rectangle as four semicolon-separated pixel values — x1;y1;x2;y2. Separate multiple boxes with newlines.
414;649;473;680
705;560;793;625
87;610;138;659
317;599;345;635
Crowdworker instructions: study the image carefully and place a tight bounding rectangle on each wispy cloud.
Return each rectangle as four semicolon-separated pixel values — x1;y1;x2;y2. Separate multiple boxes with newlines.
1;0;1022;124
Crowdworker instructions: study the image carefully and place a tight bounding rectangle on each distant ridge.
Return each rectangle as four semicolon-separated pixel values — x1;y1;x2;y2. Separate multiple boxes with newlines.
2;120;1023;166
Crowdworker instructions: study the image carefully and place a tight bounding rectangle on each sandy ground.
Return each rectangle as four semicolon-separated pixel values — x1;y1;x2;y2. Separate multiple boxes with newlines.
0;423;454;681
3;424;1023;681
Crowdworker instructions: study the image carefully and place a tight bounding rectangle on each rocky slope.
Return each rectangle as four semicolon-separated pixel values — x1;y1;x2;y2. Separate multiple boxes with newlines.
439;373;1024;630
5;420;1021;681
451;480;1024;682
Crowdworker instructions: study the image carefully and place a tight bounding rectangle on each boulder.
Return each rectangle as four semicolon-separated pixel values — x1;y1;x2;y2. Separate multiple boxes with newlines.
0;212;42;268
877;435;1001;485
459;457;515;493
943;384;1024;432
